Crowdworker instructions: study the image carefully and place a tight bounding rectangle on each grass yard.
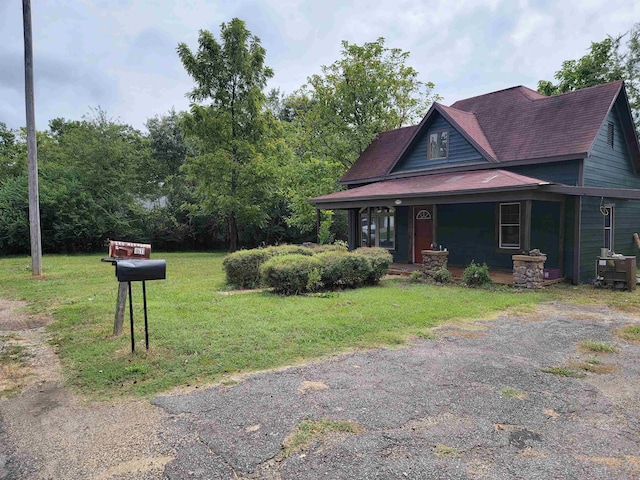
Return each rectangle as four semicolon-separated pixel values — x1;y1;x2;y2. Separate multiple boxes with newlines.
0;252;637;398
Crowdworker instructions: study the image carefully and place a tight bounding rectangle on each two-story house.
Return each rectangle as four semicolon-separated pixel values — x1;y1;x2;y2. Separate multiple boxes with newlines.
310;80;640;283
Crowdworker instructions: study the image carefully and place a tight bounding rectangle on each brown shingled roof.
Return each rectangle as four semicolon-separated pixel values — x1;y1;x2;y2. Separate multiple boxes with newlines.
341;81;626;184
438;104;497;160
315;169;548;205
450;80;623;162
341;125;417;184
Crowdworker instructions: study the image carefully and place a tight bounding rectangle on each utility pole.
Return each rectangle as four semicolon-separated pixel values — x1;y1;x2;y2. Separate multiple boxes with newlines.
22;0;42;276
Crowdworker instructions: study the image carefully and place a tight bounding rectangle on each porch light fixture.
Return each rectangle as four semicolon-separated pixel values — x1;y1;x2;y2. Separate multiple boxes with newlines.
394;199;402;205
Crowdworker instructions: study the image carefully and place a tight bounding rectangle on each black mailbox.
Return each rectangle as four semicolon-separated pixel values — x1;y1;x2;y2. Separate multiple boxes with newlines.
116;259;166;283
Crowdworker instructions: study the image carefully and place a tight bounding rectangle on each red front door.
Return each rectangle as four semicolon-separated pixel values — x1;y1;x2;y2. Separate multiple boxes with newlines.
414;206;433;263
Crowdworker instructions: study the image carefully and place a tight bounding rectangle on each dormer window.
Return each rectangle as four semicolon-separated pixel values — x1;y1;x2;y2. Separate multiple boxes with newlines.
429;130;448;160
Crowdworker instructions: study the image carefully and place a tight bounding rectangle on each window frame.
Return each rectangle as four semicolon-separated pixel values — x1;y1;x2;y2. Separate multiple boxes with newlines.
498;202;521;250
603;205;614;250
359;206;396;251
428;130;449;160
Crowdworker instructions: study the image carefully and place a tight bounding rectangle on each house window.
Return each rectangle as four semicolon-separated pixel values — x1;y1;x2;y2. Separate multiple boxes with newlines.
607;122;614;148
499;203;520;249
428;131;448;160
360;207;395;250
603;205;614;250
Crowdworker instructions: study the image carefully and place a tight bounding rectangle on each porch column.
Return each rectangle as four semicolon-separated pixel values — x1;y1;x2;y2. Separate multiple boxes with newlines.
523;200;532;252
512;254;547;289
421;250;449;277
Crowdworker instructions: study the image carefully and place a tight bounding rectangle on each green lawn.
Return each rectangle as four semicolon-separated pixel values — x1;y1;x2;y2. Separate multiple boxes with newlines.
0;252;626;398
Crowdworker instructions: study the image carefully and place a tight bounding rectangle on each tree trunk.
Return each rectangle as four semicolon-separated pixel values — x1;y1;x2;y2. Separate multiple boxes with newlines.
228;214;239;252
113;281;127;335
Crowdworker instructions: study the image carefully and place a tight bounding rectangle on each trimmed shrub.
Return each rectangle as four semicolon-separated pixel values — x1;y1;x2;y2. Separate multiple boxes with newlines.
316;251;371;289
355;247;393;285
431;267;452;284
224;245;313;288
261;254;322;295
462;261;491;286
409;270;426;283
223;249;271;289
313;243;348;254
264;245;314;257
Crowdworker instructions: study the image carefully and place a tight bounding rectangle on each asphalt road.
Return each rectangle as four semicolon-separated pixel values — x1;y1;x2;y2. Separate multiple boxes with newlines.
153;302;640;479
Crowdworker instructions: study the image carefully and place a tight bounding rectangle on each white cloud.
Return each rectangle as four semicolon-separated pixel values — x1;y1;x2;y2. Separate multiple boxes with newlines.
1;0;639;130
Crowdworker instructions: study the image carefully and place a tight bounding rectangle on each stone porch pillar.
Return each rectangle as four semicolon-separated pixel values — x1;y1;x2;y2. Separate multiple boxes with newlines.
421;250;449;277
512;254;547;289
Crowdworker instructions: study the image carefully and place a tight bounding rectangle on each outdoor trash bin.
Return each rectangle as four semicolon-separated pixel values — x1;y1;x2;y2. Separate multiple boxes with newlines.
116;259;166;283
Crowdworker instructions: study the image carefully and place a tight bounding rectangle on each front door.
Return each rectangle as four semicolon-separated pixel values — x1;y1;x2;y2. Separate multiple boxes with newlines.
414;205;433;263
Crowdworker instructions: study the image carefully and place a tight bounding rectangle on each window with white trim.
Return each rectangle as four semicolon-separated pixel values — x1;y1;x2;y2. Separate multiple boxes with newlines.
360;207;395;250
428;130;448;160
499;203;520;249
603;205;614;250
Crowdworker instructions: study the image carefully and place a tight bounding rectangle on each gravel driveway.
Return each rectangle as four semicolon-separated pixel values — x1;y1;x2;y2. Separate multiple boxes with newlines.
2;300;639;479
153;302;640;479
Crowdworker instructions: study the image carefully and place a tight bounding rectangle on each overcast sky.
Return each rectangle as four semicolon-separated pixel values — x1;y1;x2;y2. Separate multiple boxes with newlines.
1;0;638;132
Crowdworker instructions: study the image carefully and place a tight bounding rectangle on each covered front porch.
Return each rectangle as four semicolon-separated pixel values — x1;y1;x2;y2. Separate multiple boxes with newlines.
387;263;565;286
311;169;575;283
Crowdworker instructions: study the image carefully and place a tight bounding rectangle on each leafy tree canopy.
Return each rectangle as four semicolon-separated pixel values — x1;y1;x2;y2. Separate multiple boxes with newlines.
278;37;439;234
178;18;284;252
295;37;440;168
538;23;640;131
0;122;26;183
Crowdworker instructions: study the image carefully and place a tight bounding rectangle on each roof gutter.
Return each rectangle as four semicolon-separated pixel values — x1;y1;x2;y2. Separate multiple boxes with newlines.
542;184;640;200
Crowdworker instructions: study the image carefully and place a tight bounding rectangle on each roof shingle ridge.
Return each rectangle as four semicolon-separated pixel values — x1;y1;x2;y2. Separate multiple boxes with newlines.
528;79;623;101
439;103;476;115
451;85;542;107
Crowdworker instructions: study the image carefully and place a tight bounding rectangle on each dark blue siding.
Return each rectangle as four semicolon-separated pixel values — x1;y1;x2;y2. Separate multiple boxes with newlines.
509;160;581;185
530;201;560;269
579;97;640;281
564;197;576;280
392;113;485;173
437;203;513;269
579;197;640;282
584;99;640;188
393;207;409;262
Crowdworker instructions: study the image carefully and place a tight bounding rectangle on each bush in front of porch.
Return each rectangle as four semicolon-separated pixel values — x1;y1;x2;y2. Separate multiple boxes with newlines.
260;247;393;294
462;261;492;287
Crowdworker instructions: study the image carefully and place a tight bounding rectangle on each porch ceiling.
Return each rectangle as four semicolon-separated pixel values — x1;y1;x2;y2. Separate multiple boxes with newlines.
311;169;551;208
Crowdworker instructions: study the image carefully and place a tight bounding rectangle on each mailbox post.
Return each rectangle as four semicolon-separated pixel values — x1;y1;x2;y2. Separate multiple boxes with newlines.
102;241;166;352
115;260;166;352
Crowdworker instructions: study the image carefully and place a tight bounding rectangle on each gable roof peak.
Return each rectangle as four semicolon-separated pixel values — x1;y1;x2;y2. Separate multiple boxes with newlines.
450;85;546;110
341;79;632;184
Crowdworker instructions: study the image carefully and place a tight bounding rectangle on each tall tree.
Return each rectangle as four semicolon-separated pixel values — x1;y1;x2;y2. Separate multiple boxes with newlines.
538;23;640;131
178;18;279;252
298;37;440;168
280;38;439;234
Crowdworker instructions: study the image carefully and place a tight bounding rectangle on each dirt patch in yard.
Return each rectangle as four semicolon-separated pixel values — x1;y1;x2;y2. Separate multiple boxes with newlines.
0;300;172;479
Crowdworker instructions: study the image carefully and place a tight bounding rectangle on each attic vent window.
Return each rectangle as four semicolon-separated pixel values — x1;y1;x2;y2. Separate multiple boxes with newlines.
428;130;448;160
607;122;614;148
